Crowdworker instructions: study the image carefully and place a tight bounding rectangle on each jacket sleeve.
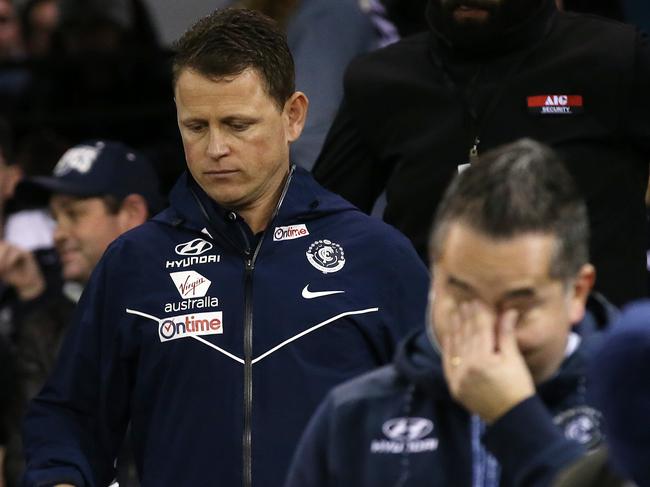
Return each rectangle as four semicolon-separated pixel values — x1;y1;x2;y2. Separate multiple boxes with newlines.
284;396;334;487
482;395;586;487
381;230;430;349
312;92;392;214
22;245;133;487
626;30;650;154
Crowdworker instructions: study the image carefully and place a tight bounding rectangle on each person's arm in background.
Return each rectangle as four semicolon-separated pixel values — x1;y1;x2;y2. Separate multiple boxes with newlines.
287;0;380;171
312;92;391;214
627;31;650;201
0;335;18;487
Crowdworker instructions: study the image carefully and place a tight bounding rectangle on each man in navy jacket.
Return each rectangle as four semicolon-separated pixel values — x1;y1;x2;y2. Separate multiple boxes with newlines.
21;8;429;487
286;139;608;487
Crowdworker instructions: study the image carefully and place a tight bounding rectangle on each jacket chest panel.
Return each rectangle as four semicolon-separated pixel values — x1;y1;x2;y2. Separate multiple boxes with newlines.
129;227;385;369
249;232;382;353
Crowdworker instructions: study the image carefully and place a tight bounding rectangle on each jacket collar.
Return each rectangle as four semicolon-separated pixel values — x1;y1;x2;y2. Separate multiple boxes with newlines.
153;165;356;240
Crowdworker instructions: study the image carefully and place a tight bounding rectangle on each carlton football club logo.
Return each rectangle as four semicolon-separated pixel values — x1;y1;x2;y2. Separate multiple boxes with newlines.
306;239;346;274
554;406;603;450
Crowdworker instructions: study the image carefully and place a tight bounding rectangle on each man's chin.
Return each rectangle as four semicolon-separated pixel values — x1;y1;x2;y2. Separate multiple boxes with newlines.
452;7;491;23
442;19;502;51
62;264;90;284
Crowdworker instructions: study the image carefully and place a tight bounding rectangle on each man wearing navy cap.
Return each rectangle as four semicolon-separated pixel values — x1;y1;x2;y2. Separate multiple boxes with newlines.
29;139;162;283
0;139;161;292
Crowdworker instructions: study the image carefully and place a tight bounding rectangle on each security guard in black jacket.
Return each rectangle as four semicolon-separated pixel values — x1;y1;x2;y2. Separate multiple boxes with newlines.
314;0;650;306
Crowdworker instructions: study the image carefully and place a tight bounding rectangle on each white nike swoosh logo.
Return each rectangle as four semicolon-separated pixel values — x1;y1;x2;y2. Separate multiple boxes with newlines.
302;285;345;299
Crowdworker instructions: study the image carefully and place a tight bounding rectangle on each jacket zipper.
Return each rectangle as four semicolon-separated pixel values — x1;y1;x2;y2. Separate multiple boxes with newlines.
239;166;296;487
243;251;254;487
189;167;295;487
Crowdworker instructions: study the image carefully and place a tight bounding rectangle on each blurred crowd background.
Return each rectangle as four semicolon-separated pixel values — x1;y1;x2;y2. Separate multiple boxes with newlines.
0;0;647;197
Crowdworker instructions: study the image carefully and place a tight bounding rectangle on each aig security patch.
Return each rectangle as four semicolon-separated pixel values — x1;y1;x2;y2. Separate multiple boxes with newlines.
527;94;583;115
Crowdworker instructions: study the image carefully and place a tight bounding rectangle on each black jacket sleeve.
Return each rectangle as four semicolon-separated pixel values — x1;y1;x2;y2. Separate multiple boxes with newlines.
625;30;650;154
312;94;391;214
0;335;18;446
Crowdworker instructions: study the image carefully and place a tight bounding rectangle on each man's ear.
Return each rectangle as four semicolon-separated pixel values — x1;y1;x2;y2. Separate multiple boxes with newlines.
283;91;308;143
568;263;596;324
117;194;149;232
1;164;23;201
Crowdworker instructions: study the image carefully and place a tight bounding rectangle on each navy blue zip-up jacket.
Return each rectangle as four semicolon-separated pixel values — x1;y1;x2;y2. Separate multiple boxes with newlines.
286;328;605;487
22;166;430;487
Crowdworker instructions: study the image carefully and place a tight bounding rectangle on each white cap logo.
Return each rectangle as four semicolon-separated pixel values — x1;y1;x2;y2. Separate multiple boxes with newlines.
53;146;100;176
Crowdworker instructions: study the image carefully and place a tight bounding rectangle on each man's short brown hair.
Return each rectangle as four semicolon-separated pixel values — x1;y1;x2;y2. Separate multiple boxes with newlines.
172;8;295;110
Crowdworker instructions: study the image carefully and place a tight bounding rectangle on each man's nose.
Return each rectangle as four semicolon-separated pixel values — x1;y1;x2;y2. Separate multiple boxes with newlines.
53;219;70;246
207;129;230;158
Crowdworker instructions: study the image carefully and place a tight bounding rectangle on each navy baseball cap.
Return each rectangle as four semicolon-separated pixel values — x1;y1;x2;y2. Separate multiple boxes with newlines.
26;140;164;213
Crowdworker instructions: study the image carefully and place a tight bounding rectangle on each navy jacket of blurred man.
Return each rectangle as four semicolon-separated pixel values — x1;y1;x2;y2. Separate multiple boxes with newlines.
22;8;429;487
288;139;607;487
313;0;650;306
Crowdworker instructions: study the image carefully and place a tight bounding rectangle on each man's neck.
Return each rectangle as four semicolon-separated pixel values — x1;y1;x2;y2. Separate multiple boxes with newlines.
236;169;290;234
531;332;575;385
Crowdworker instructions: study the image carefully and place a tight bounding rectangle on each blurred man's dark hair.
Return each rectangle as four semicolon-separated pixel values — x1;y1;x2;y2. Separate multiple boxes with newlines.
430;138;589;281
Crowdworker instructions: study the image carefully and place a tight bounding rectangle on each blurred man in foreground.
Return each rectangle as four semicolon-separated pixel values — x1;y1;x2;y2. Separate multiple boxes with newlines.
287;139;608;487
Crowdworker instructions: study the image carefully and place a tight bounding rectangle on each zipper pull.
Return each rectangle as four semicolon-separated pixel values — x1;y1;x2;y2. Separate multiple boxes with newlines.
469;137;480;165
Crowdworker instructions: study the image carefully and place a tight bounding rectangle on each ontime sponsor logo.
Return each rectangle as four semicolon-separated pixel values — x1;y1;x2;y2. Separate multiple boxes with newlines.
273;224;309;241
159;311;223;342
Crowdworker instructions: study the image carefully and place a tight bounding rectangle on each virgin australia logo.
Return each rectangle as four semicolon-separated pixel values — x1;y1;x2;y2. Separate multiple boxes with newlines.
370;417;438;454
175;238;213;256
170;271;211;298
